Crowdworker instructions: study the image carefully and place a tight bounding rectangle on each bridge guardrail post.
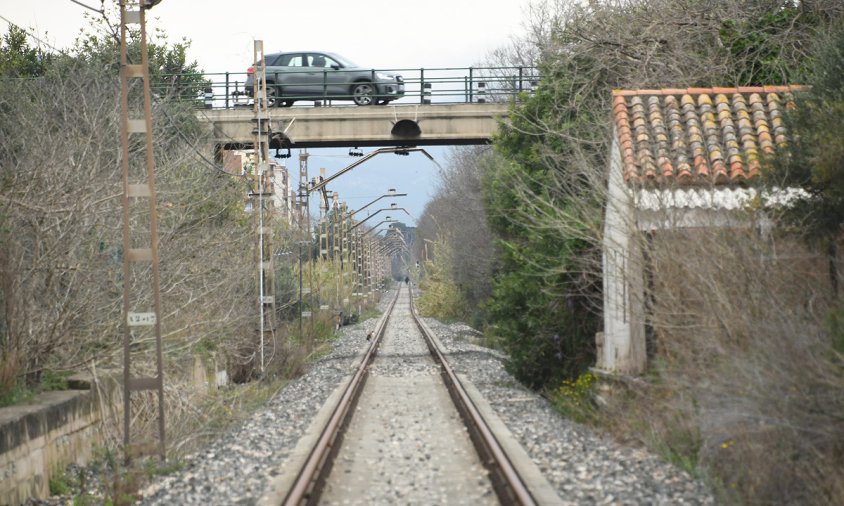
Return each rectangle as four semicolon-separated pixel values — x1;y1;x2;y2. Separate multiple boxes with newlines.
420;68;426;104
422;82;431;105
468;67;474;103
225;72;230;109
477;81;486;103
322;69;328;105
204;87;213;109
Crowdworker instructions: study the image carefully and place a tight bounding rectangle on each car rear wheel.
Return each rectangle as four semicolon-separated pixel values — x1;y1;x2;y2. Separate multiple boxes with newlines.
266;85;280;107
351;82;376;106
265;86;294;107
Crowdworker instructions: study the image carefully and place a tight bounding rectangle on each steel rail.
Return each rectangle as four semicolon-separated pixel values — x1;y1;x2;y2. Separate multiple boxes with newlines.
408;286;537;506
280;283;536;505
281;287;401;505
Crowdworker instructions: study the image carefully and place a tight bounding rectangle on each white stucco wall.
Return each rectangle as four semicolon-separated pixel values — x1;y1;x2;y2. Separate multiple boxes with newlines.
599;134;646;374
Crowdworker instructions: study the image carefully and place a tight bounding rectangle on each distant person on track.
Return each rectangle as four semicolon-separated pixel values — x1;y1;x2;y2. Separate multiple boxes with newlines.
404;276;409;285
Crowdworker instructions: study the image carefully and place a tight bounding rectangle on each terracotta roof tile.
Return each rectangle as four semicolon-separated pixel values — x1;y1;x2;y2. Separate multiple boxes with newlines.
613;86;806;186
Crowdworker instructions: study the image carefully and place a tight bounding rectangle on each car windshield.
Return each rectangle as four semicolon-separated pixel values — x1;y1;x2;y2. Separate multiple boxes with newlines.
327;53;359;68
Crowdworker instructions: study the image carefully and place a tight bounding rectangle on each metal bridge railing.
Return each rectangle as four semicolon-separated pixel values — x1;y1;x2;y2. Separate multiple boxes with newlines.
150;66;540;110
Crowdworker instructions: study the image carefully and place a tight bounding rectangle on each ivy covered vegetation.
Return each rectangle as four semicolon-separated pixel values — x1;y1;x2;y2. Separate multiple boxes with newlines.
421;0;831;390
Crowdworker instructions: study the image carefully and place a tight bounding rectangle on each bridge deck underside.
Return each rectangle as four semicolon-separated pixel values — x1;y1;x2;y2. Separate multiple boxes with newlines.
203;103;508;149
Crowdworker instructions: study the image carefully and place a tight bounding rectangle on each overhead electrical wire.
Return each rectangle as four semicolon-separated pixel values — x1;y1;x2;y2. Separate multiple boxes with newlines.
68;0;105;15
0;14;65;54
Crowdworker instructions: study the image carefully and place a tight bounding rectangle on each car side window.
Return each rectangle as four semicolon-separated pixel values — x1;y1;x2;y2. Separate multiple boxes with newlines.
308;54;331;68
276;54;304;67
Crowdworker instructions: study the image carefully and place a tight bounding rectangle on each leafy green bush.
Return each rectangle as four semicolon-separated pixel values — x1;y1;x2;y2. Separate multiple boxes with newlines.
550;371;597;423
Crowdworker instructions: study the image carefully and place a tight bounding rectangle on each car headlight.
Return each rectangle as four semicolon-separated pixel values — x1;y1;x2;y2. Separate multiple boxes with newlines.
375;72;393;80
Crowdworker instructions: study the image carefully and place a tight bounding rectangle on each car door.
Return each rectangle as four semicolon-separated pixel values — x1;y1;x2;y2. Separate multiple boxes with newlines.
270;53;313;99
307;53;348;99
298;53;339;99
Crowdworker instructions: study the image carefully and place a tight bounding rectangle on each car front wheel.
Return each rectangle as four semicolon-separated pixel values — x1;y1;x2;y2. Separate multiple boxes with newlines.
351;82;377;106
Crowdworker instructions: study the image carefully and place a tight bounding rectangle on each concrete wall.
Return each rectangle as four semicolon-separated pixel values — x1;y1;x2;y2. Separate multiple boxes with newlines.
205;103;508;148
0;377;117;505
599;135;647;374
0;356;226;504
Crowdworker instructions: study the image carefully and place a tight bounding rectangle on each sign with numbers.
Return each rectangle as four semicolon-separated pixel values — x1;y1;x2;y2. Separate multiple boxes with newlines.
127;312;156;326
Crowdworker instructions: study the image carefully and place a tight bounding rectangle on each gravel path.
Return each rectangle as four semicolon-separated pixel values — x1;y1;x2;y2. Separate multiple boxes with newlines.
139;287;713;505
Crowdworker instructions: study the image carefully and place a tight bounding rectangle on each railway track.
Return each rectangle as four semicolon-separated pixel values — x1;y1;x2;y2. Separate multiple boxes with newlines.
258;284;553;505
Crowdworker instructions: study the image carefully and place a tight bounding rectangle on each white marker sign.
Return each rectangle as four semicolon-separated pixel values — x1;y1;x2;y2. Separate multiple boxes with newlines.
128;312;156;326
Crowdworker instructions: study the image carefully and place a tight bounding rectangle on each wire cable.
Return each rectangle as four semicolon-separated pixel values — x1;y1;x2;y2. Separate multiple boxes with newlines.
0;14;66;54
68;0;105;14
159;104;252;180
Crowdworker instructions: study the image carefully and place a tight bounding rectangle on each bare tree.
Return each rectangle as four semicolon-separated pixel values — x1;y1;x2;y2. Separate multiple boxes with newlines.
0;53;272;454
416;146;498;318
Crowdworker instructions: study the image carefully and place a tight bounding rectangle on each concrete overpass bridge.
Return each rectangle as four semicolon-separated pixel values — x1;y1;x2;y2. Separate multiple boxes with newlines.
186;65;534;150
201;102;510;150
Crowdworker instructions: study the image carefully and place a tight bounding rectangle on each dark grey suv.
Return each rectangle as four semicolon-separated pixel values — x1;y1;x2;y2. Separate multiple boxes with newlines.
245;51;404;106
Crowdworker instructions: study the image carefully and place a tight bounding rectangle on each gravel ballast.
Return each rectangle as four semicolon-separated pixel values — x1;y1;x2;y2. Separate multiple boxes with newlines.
421;315;713;505
137;287;712;505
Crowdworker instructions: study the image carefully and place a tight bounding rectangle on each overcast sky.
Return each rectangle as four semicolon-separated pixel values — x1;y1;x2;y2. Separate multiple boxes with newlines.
1;0;536;226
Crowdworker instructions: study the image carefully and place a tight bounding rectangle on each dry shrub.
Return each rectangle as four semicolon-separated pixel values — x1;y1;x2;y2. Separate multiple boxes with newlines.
416;236;466;321
609;223;844;504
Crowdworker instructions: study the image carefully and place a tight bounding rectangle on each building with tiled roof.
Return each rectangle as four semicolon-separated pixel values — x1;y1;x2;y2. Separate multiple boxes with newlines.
598;86;803;374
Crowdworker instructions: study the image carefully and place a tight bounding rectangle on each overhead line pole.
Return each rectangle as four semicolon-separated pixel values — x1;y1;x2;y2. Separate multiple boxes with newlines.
297;150;310;339
252;40;275;375
118;0;165;462
340;201;350;317
332;193;341;317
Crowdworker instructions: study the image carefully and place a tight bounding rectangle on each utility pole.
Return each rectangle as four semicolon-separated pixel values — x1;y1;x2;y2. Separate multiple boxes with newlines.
353;225;362;315
340;202;350;317
331;193;341;313
364;235;371;302
251;40;275;375
118;0;165;462
297;150;310;338
318;168;329;262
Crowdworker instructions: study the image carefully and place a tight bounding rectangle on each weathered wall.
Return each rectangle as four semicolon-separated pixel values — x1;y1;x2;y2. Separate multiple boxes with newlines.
0;377;118;505
0;355;225;504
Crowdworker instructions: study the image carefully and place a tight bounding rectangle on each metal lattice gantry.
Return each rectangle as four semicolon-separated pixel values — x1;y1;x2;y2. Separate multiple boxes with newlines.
118;0;165;461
